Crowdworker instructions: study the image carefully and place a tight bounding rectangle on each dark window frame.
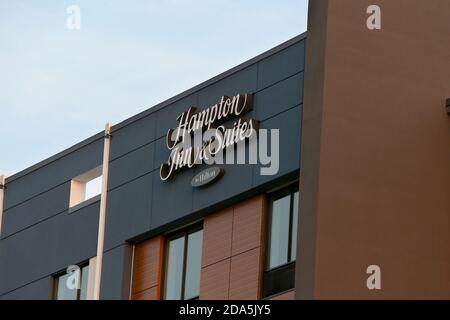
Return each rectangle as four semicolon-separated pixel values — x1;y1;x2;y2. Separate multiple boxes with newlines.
263;183;299;298
265;184;299;271
53;262;89;300
162;222;203;300
262;261;296;298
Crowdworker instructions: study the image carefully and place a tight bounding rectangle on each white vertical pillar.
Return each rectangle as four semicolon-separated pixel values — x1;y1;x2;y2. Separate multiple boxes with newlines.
86;256;97;300
93;123;112;300
0;175;6;237
128;244;136;300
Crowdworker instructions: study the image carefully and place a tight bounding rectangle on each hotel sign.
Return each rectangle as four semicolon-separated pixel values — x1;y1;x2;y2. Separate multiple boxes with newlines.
191;166;224;187
160;93;257;181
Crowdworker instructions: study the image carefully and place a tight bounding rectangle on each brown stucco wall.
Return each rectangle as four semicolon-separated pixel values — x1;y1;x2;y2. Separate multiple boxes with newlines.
297;0;450;299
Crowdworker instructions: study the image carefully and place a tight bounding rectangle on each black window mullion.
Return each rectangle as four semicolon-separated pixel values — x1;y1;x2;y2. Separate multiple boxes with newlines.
180;232;189;300
78;268;82;300
287;189;294;264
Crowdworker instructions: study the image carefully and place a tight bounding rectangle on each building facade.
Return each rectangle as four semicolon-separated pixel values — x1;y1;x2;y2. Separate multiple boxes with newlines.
0;0;449;300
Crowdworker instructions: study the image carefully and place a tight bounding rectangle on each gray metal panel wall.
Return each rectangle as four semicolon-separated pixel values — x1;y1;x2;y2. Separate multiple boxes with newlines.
0;202;100;296
0;277;52;300
100;244;133;300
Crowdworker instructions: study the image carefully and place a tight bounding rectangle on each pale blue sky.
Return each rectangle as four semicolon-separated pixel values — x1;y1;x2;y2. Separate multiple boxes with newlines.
0;0;308;176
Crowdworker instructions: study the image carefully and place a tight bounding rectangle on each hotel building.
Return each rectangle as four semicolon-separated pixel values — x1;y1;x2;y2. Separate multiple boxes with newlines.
0;0;449;300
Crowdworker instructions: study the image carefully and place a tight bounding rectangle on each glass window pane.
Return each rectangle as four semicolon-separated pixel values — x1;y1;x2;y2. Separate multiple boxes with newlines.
79;265;89;300
290;191;299;261
184;230;203;300
165;236;185;300
268;194;291;269
56;273;78;300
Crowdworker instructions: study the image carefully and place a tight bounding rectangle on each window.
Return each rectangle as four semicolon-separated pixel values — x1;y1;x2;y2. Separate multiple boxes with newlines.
69;166;102;208
54;264;89;300
264;184;299;297
164;224;203;300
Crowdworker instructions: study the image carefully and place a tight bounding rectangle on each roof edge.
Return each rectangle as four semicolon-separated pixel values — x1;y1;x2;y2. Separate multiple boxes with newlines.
7;32;307;183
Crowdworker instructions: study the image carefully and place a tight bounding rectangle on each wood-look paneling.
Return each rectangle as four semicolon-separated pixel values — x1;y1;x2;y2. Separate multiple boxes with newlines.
232;196;266;256
200;195;266;300
200;259;231;300
133;286;158;300
132;236;163;300
202;207;233;268
229;248;263;300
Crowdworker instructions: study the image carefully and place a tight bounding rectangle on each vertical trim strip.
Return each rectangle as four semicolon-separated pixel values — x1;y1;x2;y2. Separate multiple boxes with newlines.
86;257;97;300
295;0;330;300
156;237;164;300
128;245;135;300
257;195;268;300
93;123;112;300
0;175;6;237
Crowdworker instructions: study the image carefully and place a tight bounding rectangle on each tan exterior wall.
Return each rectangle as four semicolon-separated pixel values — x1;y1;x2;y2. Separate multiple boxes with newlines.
298;0;450;299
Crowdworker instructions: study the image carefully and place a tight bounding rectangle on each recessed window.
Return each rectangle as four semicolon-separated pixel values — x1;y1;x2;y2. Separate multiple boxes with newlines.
54;264;89;300
69;166;102;207
264;184;299;297
164;224;203;300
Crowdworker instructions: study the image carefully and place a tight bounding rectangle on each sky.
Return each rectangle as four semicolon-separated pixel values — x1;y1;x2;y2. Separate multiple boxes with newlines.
0;0;308;177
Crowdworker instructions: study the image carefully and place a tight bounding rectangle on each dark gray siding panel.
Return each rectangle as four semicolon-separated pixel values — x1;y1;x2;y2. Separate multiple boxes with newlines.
105;174;153;250
197;65;258;107
110;113;156;161
52;203;99;271
192;161;254;213
255;72;304;121
151;169;194;230
0;202;99;295
100;244;133;300
108;142;155;190
1;182;70;239
0;277;52;300
252;105;302;186
150;137;169;175
4;139;103;210
257;40;305;90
